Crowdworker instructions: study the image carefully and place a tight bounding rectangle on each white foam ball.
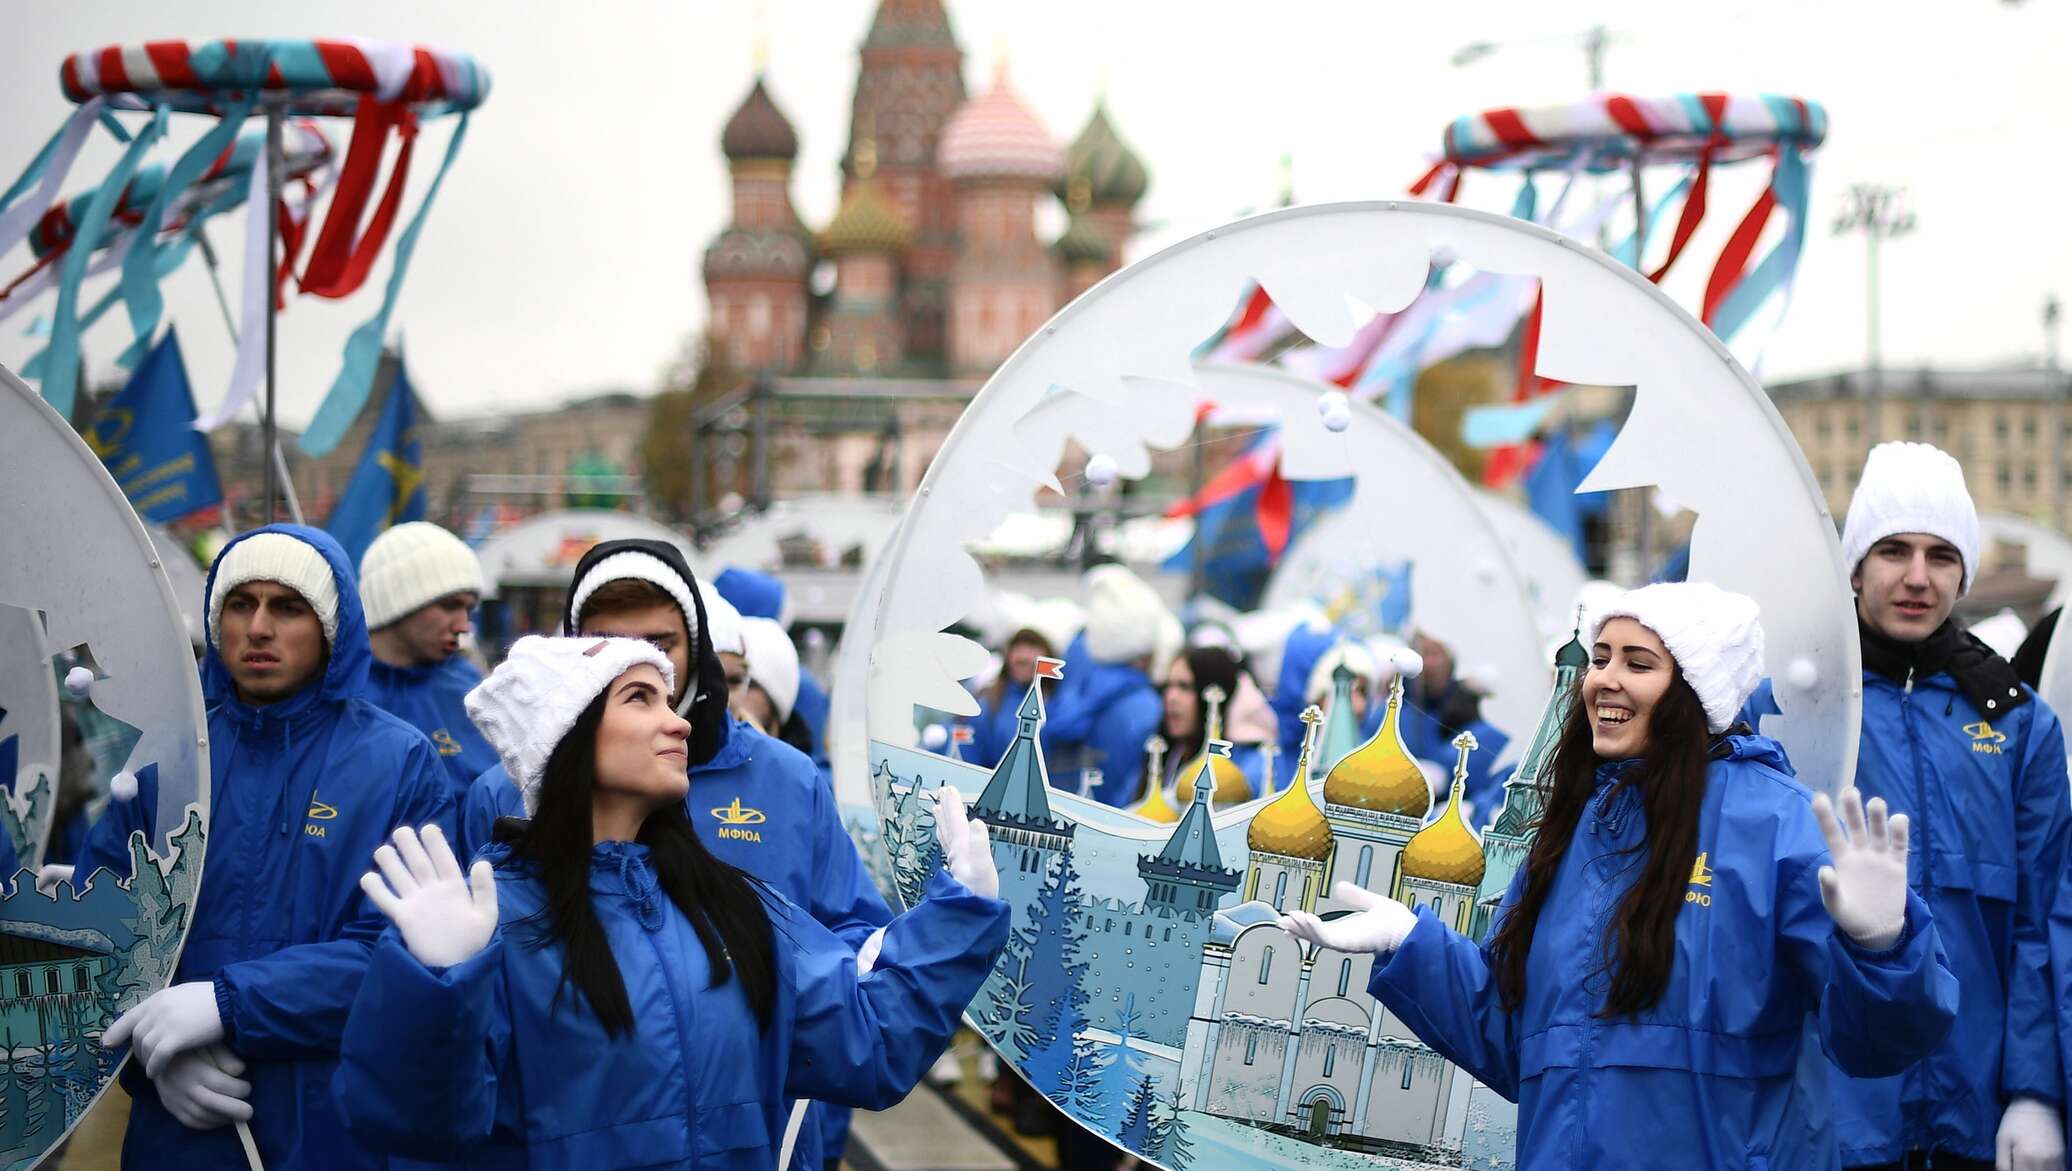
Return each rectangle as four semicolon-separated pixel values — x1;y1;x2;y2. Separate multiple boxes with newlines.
110;771;138;801
1084;453;1119;488
1389;646;1426;678
920;724;950;750
64;666;95;696
1785;657;1819;691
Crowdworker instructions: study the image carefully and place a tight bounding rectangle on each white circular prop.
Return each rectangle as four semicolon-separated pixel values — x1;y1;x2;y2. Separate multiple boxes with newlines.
860;201;1857;1170
0;364;211;1164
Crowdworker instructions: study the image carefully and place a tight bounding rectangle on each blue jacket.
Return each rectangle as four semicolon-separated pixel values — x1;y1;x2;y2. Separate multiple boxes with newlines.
1040;658;1162;807
364;655;498;800
334;845;1008;1169
77;524;454;1171
1835;666;2070;1163
457;718;893;1170
1400;691;1511;822
1370;736;1958;1171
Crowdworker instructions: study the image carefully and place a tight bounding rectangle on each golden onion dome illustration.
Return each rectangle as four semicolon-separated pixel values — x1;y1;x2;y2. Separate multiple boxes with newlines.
1323;674;1430;816
1175;684;1254;805
1401;732;1487;886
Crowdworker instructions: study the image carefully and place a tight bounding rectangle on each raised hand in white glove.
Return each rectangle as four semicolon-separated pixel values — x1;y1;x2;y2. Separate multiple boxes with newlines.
155;1044;252;1131
104;980;224;1078
855;927;888;977
1811;787;1909;951
360;824;499;969
1997;1096;2066;1171
934;786;998;900
1277;882;1418;955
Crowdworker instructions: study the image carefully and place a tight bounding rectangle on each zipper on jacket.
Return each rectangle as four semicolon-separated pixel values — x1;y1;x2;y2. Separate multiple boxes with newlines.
1895;672;1932;1155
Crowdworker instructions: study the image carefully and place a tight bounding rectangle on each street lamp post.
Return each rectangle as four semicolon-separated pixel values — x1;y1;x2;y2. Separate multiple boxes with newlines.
1833;184;1916;443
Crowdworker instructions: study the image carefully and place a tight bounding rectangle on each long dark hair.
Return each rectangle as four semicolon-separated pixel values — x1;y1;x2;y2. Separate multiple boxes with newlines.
983;628;1055;710
1164;646;1244;771
497;693;778;1037
1486;669;1714;1018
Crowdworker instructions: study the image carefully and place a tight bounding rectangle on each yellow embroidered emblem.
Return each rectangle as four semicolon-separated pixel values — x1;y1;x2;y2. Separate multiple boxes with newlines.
711;798;766;826
431;729;463;756
1963;720;2006;754
1689;853;1713;887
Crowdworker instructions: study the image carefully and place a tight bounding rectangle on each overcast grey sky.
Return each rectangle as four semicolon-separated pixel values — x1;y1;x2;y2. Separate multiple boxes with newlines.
3;1;2068;429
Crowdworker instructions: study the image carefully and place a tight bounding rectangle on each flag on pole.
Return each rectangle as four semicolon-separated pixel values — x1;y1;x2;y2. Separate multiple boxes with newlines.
326;359;425;565
82;326;223;523
1163;429;1354;609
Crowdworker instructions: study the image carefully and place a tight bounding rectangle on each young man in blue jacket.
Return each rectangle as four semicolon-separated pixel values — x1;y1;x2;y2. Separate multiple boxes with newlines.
456;538;891;1170
358;522;498;797
83;524;454;1169
1835;442;2070;1171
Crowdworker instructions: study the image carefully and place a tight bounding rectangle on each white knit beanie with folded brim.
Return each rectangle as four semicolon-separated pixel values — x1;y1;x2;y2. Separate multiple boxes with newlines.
1593;581;1764;734
464;636;678;816
1083;564;1168;664
359;522;485;630
207;532;341;649
1840;441;1981;595
738;616;800;724
566;551;703;649
697;582;745;658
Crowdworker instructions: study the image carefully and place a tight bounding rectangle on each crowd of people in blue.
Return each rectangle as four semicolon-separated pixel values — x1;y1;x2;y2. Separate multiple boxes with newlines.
34;438;2072;1171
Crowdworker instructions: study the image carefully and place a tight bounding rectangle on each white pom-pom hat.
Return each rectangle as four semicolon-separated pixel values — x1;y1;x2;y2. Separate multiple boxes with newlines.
465;636;677;816
1592;581;1765;734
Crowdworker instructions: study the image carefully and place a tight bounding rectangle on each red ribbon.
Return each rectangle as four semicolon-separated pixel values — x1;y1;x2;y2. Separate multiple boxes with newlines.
299;96;418;299
1702;152;1780;326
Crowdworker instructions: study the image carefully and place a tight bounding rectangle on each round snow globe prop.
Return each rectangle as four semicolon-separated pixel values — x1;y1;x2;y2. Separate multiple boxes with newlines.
862;201;1857;1169
0;365;210;1167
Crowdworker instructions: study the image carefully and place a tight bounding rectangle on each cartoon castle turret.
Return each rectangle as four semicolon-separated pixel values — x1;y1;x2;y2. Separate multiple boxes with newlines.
1242;705;1334;913
1471;615;1587;938
1176;684;1255;805
971;660;1075;872
1138;742;1243;920
1397;731;1488;933
1315;670;1432;914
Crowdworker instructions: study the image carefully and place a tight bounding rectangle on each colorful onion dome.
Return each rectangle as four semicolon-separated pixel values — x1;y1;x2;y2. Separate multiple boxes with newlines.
1060;100;1148;208
1323;675;1431;816
1247;775;1332;862
721;75;799;161
1175;686;1255;806
1130;777;1181;824
1401;778;1486;886
819;177;907;255
1051;211;1110;265
938;62;1061;184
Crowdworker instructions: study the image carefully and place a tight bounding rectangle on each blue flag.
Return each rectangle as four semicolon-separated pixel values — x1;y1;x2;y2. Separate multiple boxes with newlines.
327;361;425;565
1163;430;1355;610
82;327;222;523
1524;419;1617;565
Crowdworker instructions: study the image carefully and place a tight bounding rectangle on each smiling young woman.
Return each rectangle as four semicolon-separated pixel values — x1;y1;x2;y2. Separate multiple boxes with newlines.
1279;582;1959;1171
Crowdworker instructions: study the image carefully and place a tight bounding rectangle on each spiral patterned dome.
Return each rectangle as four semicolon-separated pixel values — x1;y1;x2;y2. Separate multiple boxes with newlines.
1060;100;1148;208
938;62;1062;184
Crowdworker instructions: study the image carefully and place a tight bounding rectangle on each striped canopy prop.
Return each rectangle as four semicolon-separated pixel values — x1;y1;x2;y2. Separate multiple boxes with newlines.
1201;93;1825;487
0;38;487;446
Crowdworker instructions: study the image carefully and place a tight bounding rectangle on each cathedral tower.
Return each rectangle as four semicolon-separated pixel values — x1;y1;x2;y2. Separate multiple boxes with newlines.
938;60;1063;376
703;74;812;373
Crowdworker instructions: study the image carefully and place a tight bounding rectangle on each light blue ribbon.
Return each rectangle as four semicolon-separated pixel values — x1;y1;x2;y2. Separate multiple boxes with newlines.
1462;395;1560;448
1610;170;1694;269
1710;148;1811;343
300;112;472;456
116;98;256;370
41;105;168;418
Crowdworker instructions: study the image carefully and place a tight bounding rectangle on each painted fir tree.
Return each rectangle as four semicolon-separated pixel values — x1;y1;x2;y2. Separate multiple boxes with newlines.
1011;851;1092;1103
978;956;1039;1060
1114;1072;1159;1152
0;772;49;872
880;775;942;908
107;831;186;1014
1054;1027;1111;1126
1147;1085;1196;1170
161;808;206;910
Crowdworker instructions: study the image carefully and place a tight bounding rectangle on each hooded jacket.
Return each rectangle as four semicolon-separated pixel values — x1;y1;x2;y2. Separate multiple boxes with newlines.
1831;621;2070;1164
1370;736;1958;1171
334;846;1008;1169
1040;657;1163;807
365;653;498;798
76;524;454;1170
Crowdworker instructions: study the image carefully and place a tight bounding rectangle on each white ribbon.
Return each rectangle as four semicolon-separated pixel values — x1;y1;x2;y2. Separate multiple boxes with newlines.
194;143;270;432
0;98;106;263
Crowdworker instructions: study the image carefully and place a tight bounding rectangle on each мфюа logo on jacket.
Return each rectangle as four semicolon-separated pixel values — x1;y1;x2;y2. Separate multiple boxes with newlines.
1686;852;1713;907
1961;720;2006;754
709;797;766;841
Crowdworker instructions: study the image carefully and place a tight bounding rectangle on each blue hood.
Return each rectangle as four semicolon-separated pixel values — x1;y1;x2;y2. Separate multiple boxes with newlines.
200;524;372;712
714;566;787;622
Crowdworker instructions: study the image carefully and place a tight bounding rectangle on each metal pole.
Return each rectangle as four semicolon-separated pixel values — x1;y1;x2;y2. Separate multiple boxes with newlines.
196;226;305;527
261;99;284;524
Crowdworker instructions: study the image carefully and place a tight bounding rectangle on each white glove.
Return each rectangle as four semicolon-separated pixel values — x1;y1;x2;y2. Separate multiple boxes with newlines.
104;980;225;1078
360;824;500;969
1998;1097;2066;1171
1277;882;1418;955
855;927;888;978
154;1044;252;1131
1811;787;1909;950
933;787;998;900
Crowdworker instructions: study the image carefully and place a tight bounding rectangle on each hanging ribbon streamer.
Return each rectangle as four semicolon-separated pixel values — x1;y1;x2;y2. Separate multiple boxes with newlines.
298;111;470;455
194;141;273;432
299;97;418;299
41;105;167;418
115;97;256;368
1710;150;1812;356
0;99;106;264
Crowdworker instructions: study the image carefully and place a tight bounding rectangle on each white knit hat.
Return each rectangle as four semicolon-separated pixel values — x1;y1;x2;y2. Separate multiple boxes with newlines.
738;616;799;723
566;550;701;648
697;582;745;657
358;522;485;630
1593;581;1764;734
208;532;341;649
464;635;677;815
1083;564;1168;664
1840;441;1981;594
